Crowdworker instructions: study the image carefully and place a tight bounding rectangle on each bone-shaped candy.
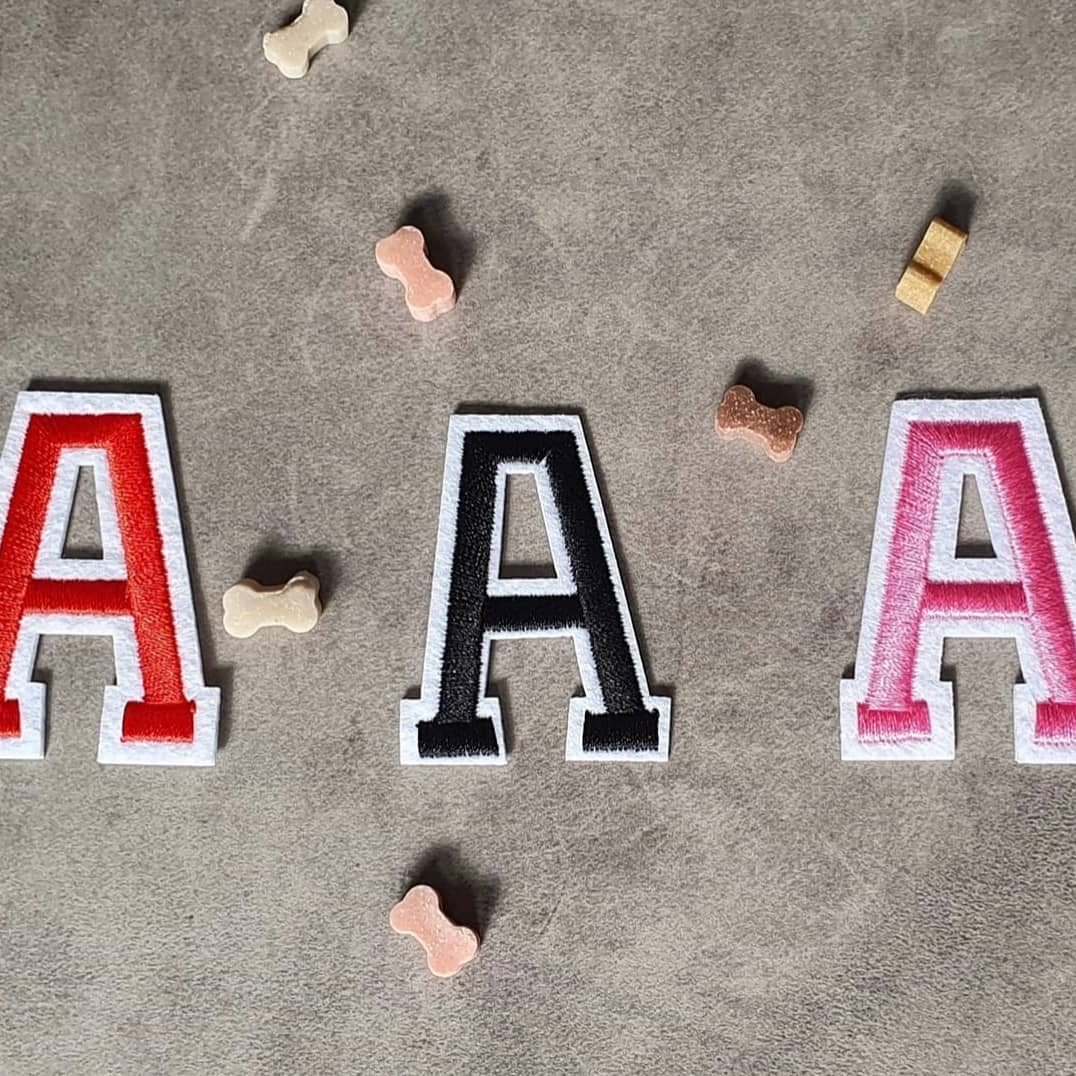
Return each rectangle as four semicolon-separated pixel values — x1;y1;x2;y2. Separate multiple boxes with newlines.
715;385;804;463
389;885;479;978
895;216;967;315
222;572;321;639
375;226;457;322
263;0;349;80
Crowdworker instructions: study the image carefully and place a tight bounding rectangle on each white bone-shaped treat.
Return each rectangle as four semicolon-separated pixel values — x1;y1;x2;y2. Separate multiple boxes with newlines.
263;0;349;80
222;572;322;639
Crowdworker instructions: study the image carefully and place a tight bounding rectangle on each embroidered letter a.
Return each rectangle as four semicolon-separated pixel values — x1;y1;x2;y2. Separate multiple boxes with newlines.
842;398;1076;762
402;414;670;765
0;392;219;765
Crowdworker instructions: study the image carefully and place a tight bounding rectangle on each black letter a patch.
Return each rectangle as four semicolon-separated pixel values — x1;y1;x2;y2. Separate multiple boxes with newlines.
401;415;671;765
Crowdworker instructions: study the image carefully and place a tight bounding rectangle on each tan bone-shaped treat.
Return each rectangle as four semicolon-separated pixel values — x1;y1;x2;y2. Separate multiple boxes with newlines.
716;385;804;463
263;0;349;80
375;226;457;322
222;572;321;639
389;885;479;978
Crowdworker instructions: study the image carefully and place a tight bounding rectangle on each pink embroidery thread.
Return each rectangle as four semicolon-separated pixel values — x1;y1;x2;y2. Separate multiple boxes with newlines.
843;400;1076;762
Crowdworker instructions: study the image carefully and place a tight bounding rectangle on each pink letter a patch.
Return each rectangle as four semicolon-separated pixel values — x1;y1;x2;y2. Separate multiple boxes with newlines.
841;398;1076;763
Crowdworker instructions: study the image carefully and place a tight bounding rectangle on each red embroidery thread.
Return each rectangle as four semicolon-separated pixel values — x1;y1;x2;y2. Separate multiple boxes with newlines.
0;393;218;765
0;414;194;741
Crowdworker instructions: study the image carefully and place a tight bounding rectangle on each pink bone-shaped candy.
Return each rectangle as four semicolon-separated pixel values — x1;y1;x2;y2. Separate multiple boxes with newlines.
374;226;457;322
389;885;479;977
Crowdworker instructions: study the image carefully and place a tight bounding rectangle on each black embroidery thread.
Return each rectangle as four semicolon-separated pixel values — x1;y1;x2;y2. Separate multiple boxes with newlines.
401;416;670;765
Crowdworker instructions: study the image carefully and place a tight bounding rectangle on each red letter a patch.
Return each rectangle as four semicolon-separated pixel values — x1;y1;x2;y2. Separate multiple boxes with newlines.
0;392;219;765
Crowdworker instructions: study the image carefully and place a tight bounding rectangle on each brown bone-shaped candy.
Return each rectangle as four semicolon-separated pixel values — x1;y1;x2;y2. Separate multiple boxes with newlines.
715;385;803;463
375;226;456;322
389;885;479;978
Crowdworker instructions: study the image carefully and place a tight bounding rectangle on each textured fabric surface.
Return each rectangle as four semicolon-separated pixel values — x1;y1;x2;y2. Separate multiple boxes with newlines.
2;0;1076;1073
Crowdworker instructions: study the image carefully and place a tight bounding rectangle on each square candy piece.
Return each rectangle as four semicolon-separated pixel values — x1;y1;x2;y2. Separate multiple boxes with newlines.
914;217;967;280
895;261;943;315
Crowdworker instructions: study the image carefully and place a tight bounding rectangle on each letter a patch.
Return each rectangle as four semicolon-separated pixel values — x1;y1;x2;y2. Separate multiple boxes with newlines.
0;392;219;765
842;398;1076;762
402;414;671;765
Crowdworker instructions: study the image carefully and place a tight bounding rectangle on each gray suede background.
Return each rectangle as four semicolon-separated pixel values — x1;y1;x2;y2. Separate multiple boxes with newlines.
2;0;1076;1073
